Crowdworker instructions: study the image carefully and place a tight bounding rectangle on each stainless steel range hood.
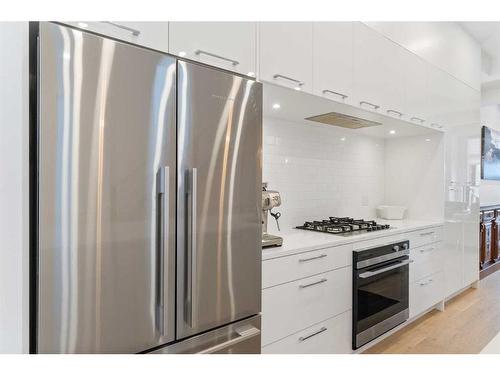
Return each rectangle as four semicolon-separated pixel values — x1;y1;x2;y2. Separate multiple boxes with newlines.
305;111;382;129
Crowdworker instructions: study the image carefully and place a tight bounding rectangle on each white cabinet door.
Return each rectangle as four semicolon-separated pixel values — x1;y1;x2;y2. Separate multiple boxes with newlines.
352;23;406;116
259;22;313;93
364;22;481;91
61;22;169;52
169;22;256;76
312;22;353;104
401;48;431;126
443;220;464;297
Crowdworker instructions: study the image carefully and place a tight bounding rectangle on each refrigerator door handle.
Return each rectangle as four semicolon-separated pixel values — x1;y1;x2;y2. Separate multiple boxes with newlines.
198;325;261;354
156;166;169;336
187;167;198;327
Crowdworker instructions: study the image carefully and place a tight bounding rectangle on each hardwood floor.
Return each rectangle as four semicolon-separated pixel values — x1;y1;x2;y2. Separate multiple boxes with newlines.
364;271;500;354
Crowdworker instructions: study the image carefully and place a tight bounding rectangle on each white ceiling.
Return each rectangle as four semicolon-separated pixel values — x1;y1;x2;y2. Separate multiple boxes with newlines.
460;22;500;89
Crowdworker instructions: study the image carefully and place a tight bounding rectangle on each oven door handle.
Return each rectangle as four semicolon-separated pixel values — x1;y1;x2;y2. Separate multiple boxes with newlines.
358;260;412;278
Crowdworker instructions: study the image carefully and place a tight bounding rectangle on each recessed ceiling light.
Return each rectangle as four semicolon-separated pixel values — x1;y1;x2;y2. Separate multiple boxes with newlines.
294;87;302;91
272;103;281;110
389;130;396;135
77;22;89;28
340;137;346;142
425;138;431;142
178;51;187;57
247;72;256;77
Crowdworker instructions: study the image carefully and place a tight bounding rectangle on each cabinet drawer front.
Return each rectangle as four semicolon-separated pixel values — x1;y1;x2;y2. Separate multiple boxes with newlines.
409;226;443;248
262;244;352;288
410;242;443;282
262;267;351;346
262;311;352;354
409;271;444;318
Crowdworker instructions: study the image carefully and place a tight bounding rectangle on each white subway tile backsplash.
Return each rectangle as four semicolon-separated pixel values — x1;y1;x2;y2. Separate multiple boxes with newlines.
263;117;385;231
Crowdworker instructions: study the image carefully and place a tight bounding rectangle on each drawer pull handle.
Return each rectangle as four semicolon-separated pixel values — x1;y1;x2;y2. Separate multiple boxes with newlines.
298;254;327;263
273;74;304;87
194;49;240;66
359;101;380;110
419;247;435;254
411;116;425;123
299;327;327;342
299;278;327;289
419;278;433;286
322;89;348;100
102;22;141;36
387;109;403;117
419;231;435;236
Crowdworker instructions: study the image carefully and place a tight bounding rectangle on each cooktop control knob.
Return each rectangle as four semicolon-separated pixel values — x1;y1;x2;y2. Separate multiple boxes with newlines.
401;243;409;250
392;245;400;252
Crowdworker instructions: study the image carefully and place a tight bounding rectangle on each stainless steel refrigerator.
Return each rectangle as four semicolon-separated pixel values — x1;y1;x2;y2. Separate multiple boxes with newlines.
35;22;262;354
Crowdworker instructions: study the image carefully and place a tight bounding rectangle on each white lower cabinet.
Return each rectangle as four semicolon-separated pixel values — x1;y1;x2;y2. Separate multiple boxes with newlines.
409;271;444;318
262;267;351;346
262;311;352;354
409;242;443;282
262;244;352;288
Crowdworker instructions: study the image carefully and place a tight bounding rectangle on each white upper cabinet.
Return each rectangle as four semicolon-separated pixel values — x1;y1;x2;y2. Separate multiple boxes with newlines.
169;22;257;76
259;22;313;93
363;22;481;91
352;23;406;117
401;48;431;127
62;22;169;53
312;22;353;104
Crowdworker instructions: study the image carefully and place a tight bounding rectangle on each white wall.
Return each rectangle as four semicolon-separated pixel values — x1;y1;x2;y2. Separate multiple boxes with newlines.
480;104;500;206
0;22;29;353
384;133;445;220
263;117;385;231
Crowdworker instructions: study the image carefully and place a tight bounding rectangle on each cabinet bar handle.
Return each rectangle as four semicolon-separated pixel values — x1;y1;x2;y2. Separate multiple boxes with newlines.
299;278;327;289
419;247;435;253
387;109;403;117
360;101;380;110
273;74;304;86
419;231;435;236
419;278;433;286
411;116;425;123
194;49;239;66
102;22;141;36
431;123;443;129
322;89;348;99
299;327;327;342
298;254;327;263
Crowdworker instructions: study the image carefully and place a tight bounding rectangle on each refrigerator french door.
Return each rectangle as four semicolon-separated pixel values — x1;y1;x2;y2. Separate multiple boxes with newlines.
35;22;262;354
176;61;262;340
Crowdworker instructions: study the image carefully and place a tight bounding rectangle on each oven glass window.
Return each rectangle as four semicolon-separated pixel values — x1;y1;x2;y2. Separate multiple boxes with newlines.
356;260;409;334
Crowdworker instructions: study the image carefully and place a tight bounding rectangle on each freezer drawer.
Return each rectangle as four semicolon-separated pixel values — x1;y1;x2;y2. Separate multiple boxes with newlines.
151;315;261;354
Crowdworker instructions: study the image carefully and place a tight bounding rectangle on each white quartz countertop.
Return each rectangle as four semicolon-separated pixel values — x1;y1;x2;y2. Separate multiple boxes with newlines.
262;219;444;261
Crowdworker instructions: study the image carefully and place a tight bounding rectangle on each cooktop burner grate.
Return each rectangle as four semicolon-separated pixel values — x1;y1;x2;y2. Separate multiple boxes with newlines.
296;217;390;235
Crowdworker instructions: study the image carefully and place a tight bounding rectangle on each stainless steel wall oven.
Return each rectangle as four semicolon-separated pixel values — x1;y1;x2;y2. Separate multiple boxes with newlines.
352;240;410;349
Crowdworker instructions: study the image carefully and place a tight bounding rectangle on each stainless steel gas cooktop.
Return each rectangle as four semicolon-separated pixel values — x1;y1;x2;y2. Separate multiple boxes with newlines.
296;217;391;236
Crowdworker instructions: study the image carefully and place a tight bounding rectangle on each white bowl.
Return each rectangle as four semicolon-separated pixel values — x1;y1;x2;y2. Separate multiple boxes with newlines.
376;205;407;220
